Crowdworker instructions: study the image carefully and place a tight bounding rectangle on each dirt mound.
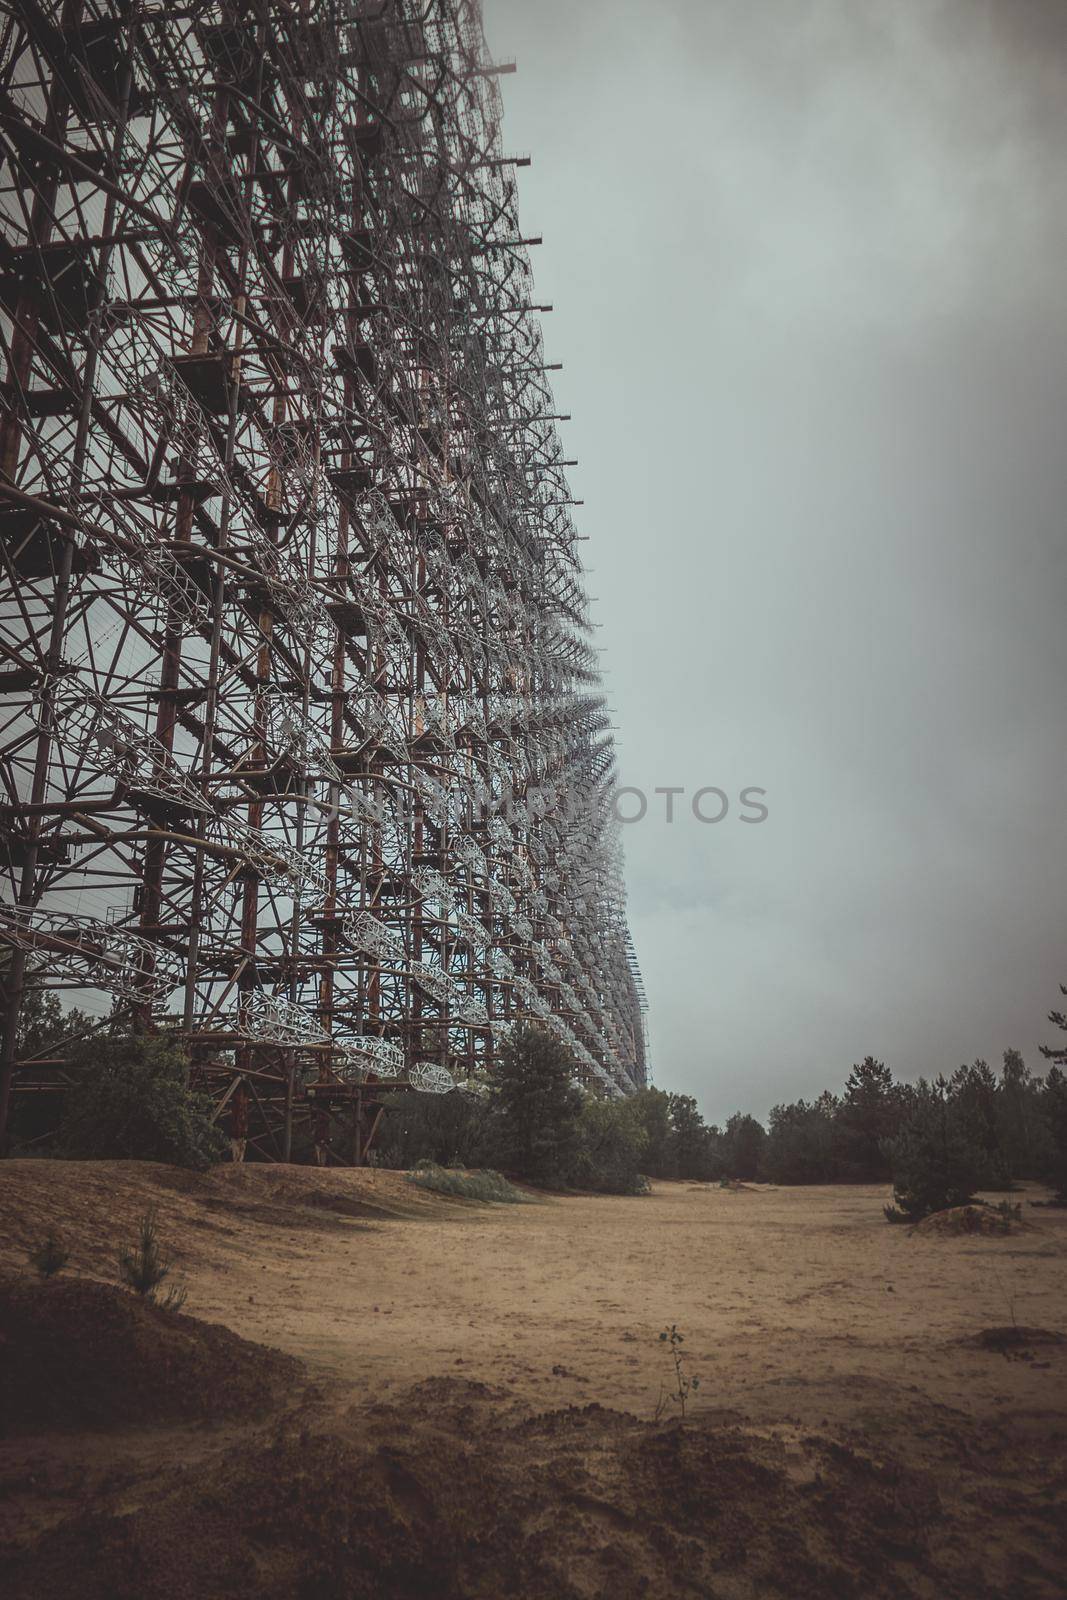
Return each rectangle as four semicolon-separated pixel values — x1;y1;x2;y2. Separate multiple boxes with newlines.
913;1203;1029;1237
9;1375;1058;1600
971;1325;1067;1356
0;1382;940;1593
0;1276;302;1435
0;1160;459;1282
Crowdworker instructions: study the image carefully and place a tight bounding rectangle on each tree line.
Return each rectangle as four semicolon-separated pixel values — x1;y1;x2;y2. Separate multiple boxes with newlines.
10;970;1067;1218
377;1030;1067;1216
765;1050;1066;1197
614;1048;1067;1218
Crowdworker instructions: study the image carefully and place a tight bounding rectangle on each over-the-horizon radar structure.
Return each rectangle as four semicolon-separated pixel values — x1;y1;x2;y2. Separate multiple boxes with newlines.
0;0;648;1159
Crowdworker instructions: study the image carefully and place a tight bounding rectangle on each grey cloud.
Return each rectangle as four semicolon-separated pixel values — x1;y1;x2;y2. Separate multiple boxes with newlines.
485;0;1067;1121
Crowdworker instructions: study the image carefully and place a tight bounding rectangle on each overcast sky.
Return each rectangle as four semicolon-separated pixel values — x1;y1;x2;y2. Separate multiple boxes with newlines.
484;0;1067;1123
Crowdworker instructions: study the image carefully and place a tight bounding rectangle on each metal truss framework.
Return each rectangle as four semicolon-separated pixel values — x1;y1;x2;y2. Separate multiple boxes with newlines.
0;0;648;1159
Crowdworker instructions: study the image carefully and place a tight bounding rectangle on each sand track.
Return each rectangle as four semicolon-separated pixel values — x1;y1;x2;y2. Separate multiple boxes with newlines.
1;1161;1066;1596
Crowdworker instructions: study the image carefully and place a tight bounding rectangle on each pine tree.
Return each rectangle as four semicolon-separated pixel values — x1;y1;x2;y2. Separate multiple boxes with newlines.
720;1112;767;1180
28;1230;69;1280
883;1076;982;1221
998;1048;1039;1178
1039;1066;1067;1202
950;1059;1008;1187
488;1023;583;1185
1039;983;1067;1201
117;1209;187;1309
1041;984;1067;1070
838;1056;899;1180
627;1087;674;1177
667;1093;712;1179
763;1095;838;1184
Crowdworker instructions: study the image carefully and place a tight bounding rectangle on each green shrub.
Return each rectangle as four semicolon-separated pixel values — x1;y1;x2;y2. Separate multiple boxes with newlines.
118;1208;188;1309
570;1097;650;1194
656;1324;700;1420
405;1164;526;1203
375;1088;495;1170
28;1230;69;1278
59;1032;226;1169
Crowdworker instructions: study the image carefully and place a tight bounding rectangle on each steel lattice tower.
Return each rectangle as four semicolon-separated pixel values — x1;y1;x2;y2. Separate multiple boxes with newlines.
0;0;648;1160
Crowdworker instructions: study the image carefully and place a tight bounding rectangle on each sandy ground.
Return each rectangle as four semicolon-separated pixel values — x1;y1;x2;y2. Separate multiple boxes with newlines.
2;1159;1061;1426
2;1160;1066;1598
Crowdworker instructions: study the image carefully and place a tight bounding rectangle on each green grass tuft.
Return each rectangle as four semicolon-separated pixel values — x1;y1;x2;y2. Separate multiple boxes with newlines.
405;1164;526;1203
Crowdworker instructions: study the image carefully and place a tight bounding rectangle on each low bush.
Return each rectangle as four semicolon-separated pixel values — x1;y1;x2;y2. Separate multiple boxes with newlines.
405;1164;526;1203
59;1032;226;1170
375;1088;496;1171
